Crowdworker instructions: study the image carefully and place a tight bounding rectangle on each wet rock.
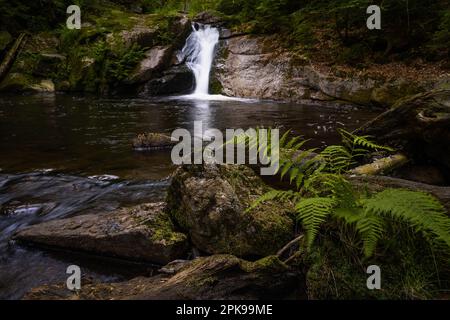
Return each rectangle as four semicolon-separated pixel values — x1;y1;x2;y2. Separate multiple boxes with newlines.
132;133;176;151
141;64;194;95
166;164;295;257
14;202;188;264
127;46;173;84
194;11;227;27
23;254;303;300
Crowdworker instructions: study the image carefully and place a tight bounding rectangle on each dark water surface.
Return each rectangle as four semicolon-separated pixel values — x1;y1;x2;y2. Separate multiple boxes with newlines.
0;94;379;299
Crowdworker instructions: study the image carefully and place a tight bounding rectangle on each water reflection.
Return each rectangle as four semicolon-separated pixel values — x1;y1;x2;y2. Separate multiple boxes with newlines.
0;95;378;180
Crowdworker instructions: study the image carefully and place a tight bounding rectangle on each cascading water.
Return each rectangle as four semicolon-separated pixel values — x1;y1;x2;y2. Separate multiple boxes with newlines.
179;23;220;98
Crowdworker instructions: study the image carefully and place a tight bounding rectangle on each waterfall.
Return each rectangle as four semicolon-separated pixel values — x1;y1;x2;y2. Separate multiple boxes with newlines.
179;23;219;97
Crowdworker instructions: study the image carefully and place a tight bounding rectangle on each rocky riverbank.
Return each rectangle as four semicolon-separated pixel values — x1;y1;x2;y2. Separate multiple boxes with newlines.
13;158;450;300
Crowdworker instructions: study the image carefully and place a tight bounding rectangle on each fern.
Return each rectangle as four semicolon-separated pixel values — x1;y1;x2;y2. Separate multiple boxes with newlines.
245;189;299;213
296;197;336;248
339;128;394;153
363;189;450;248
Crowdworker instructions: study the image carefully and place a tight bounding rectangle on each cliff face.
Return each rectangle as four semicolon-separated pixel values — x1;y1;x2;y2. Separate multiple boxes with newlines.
214;34;450;108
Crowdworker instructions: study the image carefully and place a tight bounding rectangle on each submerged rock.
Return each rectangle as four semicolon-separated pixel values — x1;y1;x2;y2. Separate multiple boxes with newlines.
24;254;303;300
14;202;188;264
166;164;295;257
132;133;176;151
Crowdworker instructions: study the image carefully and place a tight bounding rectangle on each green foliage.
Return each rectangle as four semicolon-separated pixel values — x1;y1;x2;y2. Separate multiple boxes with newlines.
250;129;450;258
106;43;145;82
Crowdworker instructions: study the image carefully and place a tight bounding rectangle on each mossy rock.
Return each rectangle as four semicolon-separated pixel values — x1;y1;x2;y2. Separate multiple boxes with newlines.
166;164;295;258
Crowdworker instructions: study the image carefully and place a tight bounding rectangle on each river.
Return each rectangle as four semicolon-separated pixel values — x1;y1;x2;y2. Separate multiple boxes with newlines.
0;93;379;299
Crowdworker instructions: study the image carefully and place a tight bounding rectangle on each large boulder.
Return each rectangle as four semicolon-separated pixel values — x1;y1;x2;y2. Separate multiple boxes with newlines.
14;202;188;265
127;46;173;84
166;164;295;257
140;64;194;95
24;254;303;300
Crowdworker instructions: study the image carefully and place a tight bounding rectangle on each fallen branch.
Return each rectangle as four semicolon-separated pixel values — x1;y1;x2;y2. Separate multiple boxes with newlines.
0;33;27;83
277;235;304;258
350;154;408;176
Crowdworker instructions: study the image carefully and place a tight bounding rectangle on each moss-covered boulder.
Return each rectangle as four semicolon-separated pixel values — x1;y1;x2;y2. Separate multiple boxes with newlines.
24;254;303;300
166;164;295;257
14;202;188;264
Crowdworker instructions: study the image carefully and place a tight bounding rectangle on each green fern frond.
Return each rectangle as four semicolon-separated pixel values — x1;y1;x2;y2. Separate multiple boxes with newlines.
246;189;298;212
339;128;394;152
363;189;450;249
296;197;337;248
355;212;385;257
320;145;354;173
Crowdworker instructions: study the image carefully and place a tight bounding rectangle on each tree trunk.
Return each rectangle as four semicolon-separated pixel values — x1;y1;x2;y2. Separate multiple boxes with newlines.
0;33;27;84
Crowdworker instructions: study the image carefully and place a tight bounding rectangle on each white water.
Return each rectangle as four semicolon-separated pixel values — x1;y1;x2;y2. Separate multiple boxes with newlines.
178;23;253;102
179;23;219;96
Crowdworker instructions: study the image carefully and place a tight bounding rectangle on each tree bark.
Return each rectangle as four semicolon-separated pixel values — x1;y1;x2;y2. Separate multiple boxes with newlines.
0;33;27;84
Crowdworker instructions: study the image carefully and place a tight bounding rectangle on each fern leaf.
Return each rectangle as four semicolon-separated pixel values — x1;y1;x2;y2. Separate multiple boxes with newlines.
296;197;336;248
363;189;450;249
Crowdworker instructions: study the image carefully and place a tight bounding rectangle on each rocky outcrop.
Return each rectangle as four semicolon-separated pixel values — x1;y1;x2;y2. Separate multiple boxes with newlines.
166;164;295;257
127;46;173;84
24;254;303;300
215;35;448;107
140;64;194;95
14;202;188;264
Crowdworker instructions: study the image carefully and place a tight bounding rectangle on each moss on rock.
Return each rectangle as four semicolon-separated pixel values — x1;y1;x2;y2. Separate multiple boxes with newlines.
166;164;295;258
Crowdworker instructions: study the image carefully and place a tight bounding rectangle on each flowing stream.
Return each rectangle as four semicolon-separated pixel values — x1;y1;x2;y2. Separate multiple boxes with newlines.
0;24;381;300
